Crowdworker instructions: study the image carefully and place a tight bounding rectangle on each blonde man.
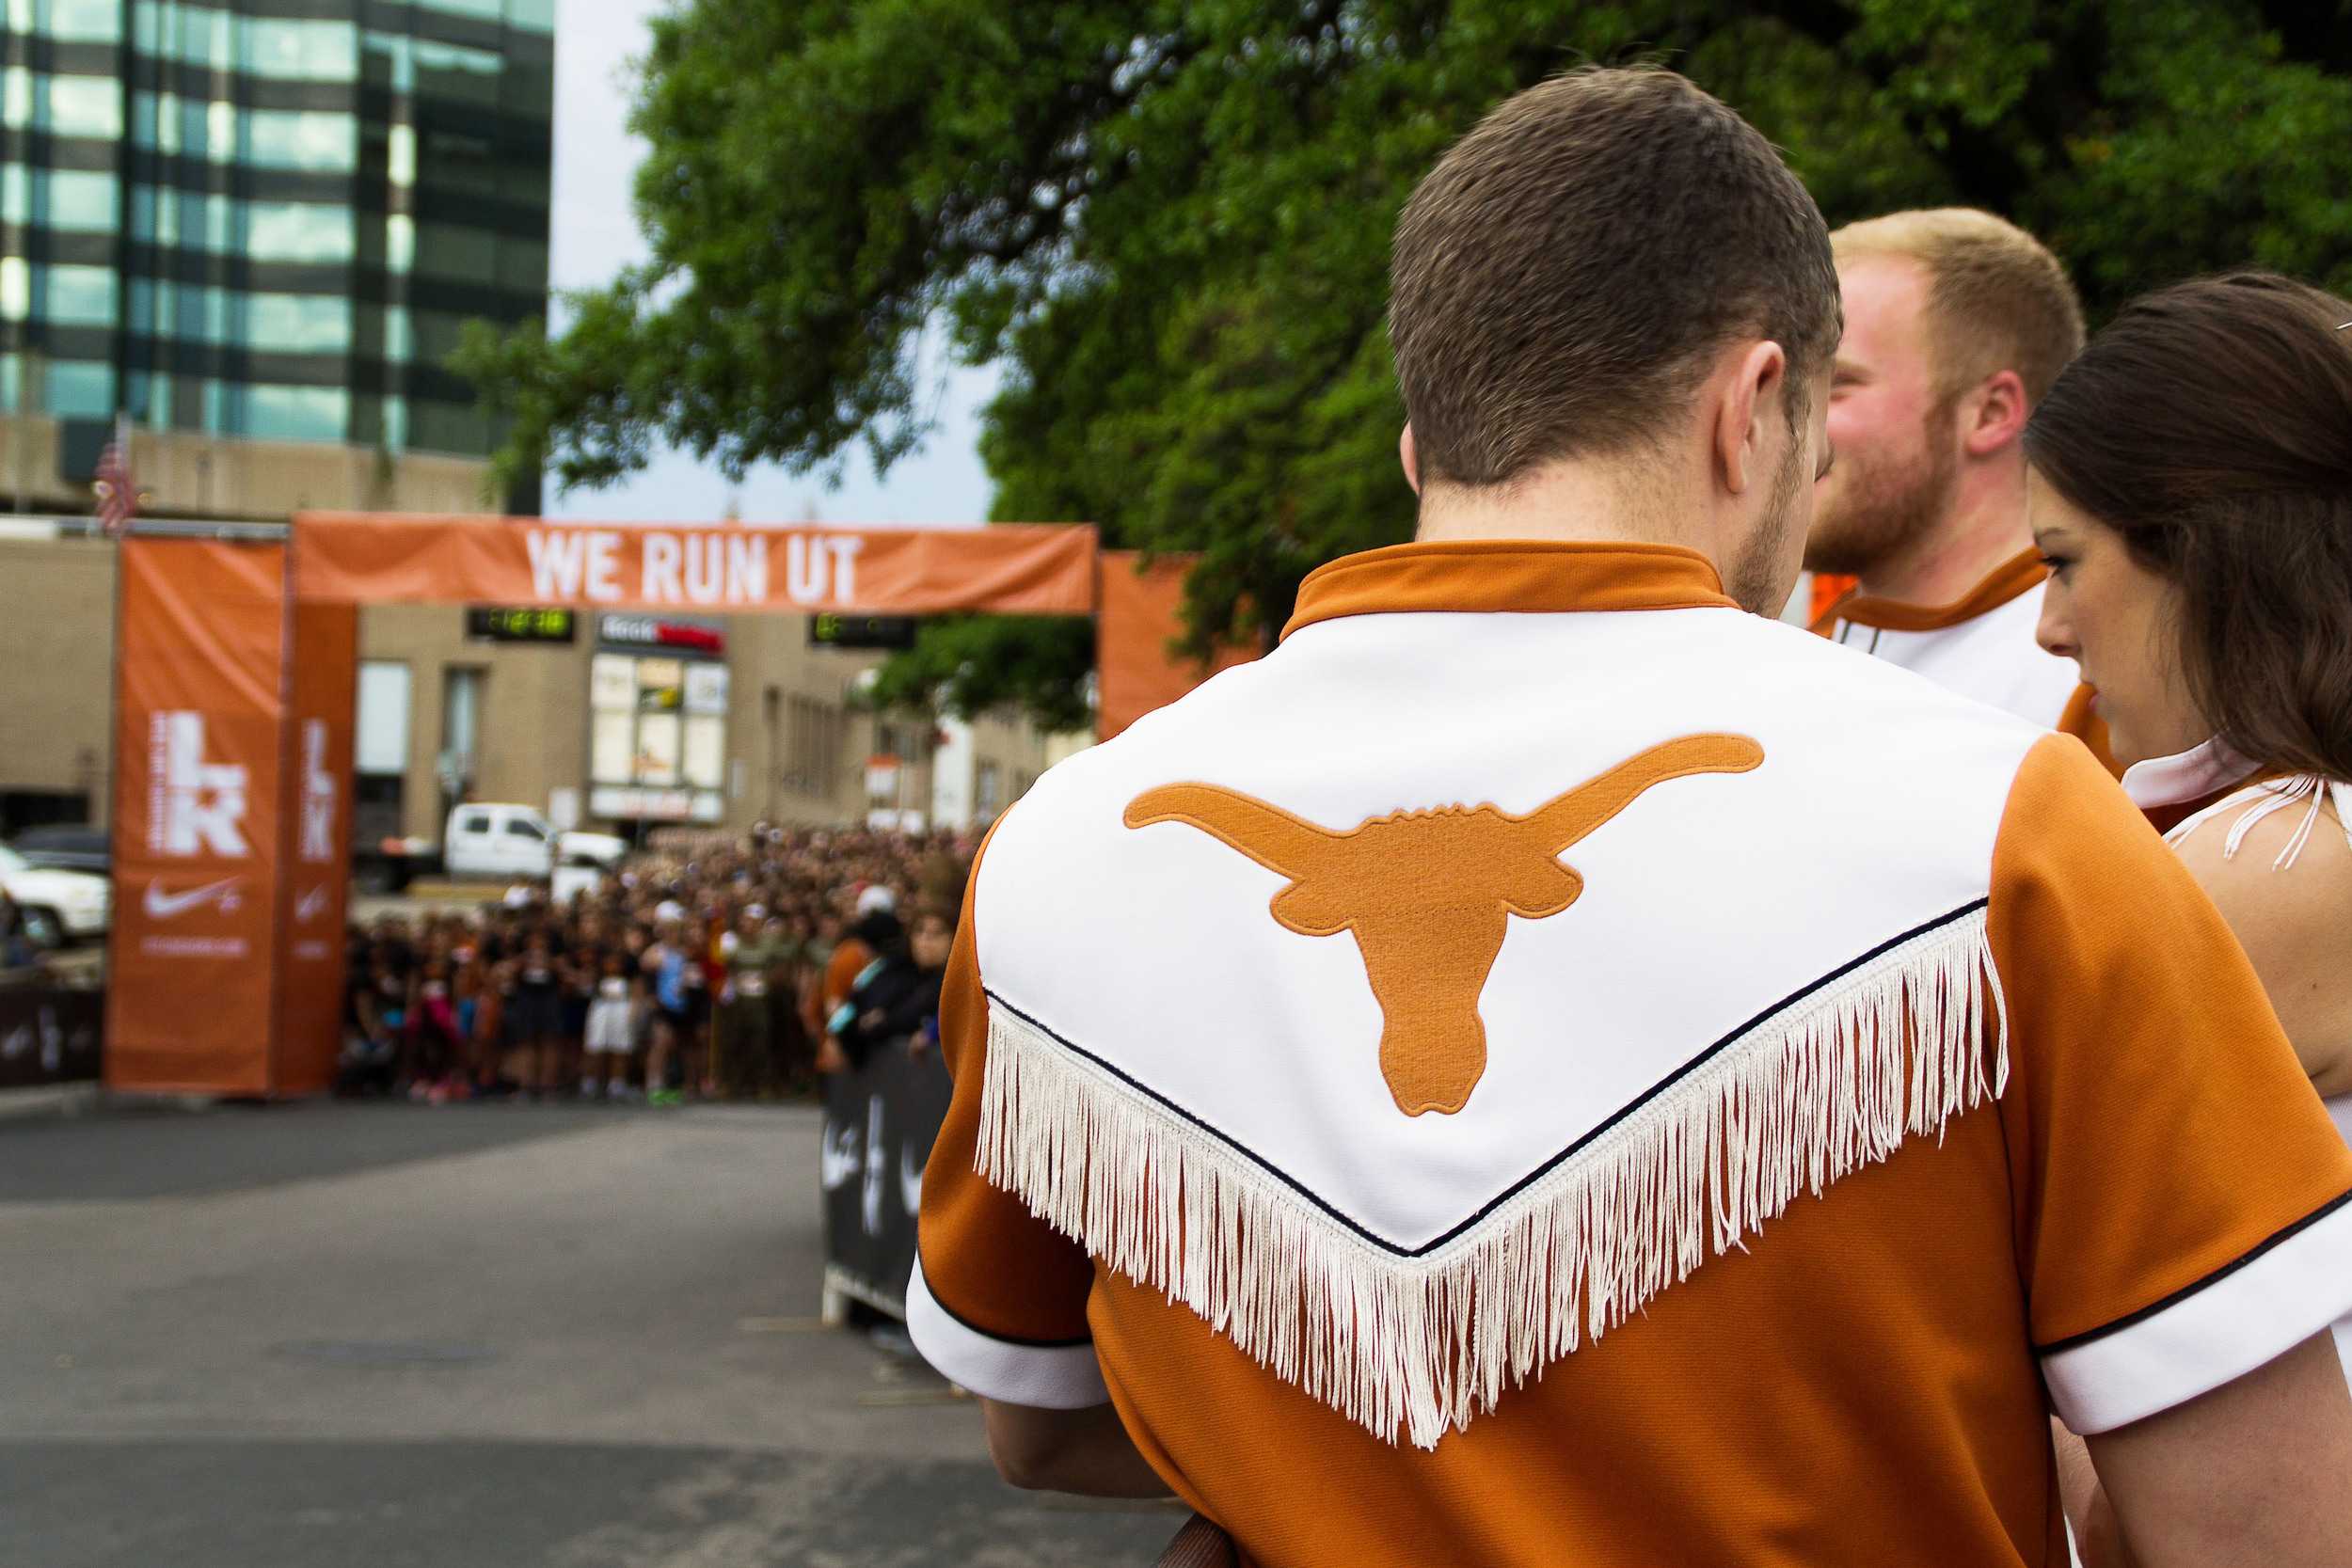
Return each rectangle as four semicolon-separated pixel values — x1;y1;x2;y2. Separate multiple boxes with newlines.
1807;209;2096;736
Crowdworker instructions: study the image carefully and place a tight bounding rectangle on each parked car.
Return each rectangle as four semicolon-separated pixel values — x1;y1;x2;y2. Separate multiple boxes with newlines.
10;825;108;877
0;846;109;942
442;804;627;882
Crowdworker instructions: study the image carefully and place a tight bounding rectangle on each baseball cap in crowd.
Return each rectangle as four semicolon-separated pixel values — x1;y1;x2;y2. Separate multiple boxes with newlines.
855;886;897;918
655;898;688;924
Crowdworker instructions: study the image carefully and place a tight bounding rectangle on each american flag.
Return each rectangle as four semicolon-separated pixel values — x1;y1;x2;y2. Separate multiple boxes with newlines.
94;413;135;539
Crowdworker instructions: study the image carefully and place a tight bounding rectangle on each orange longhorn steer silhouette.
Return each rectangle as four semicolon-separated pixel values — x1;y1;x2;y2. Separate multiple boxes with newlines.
1123;735;1765;1116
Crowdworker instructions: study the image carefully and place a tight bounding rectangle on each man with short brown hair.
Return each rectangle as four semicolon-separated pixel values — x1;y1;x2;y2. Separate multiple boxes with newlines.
914;70;2352;1567
1807;208;2093;730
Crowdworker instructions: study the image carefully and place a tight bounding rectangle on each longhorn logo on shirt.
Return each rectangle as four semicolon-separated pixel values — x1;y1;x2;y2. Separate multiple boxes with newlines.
1125;734;1764;1116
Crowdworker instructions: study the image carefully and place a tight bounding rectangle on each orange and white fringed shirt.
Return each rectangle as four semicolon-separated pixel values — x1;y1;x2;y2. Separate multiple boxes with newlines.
1814;547;2111;746
910;541;2352;1568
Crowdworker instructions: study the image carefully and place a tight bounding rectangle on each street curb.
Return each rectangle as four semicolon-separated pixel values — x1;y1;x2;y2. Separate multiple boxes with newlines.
0;1084;221;1124
0;1082;102;1123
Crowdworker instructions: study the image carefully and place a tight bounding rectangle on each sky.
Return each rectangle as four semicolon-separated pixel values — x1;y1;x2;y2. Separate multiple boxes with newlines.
542;0;999;527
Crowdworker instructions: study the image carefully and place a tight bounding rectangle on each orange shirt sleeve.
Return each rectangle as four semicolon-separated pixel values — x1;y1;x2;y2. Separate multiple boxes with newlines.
1989;734;2352;1433
907;831;1106;1406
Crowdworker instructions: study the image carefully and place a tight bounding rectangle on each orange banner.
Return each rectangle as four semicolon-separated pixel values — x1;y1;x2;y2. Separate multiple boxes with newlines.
108;538;289;1095
272;599;357;1096
293;514;1101;616
1095;552;1258;742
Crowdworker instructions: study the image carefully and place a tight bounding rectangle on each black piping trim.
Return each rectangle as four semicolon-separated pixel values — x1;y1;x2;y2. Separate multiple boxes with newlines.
2036;1186;2352;1356
985;896;1994;1259
913;1243;1094;1351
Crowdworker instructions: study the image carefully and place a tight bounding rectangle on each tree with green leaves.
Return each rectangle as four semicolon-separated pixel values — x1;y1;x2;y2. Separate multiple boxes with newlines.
458;1;2352;728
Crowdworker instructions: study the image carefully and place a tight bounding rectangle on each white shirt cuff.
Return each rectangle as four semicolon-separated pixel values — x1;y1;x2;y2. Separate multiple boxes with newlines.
905;1254;1110;1408
2042;1192;2352;1433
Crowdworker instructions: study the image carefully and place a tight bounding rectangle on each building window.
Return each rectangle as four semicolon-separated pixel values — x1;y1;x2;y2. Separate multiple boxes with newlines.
442;666;484;793
787;696;841;798
244;385;349;443
45;74;125;139
43;263;117;326
415;0;506;24
43;358;112;417
35;0;124;42
241;17;361;82
384;304;414;361
0;256;24;320
246;202;357;263
245;293;353;354
42;168;118;231
411;222;494;281
356;660;412;776
977;763;1002;818
136;2;229;68
246;109;358;172
412;39;503;106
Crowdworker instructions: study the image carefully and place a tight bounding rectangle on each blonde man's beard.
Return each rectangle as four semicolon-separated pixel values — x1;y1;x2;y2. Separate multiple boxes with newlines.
1804;401;1962;581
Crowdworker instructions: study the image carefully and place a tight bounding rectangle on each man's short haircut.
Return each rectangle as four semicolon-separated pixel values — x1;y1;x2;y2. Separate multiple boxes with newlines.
1832;208;2085;404
1389;66;1839;490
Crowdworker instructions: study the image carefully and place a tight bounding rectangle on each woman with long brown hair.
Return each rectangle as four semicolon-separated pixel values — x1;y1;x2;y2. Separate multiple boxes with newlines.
2026;271;2352;1561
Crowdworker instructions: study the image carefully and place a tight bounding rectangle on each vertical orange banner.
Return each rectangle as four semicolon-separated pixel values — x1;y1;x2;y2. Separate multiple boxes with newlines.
273;600;357;1095
1095;552;1258;742
108;538;289;1095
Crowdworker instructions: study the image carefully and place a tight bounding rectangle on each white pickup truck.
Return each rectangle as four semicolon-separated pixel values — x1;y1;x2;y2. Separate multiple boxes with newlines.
441;804;628;882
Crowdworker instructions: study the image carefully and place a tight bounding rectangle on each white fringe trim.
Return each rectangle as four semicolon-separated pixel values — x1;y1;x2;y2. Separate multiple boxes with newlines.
2164;774;2352;871
977;906;2007;1449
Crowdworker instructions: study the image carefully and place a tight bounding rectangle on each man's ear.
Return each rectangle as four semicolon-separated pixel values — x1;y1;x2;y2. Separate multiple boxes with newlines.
1713;341;1788;496
1398;425;1422;496
1964;370;2028;457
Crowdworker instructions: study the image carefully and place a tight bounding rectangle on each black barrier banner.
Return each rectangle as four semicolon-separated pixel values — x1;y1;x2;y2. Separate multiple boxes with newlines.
820;1039;953;1317
0;985;104;1091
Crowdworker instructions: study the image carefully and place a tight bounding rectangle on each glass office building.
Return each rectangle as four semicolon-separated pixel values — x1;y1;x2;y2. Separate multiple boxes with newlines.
0;0;551;465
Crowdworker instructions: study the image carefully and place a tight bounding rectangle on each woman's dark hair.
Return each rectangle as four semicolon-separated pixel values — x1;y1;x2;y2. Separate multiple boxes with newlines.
2025;272;2352;780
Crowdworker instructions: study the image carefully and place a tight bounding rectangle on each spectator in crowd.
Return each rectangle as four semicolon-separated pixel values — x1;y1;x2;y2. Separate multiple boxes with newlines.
829;902;949;1070
581;947;641;1101
715;907;787;1098
817;886;900;1073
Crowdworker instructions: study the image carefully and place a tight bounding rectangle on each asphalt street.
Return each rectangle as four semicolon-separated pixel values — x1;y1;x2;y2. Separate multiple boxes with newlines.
0;1100;1179;1567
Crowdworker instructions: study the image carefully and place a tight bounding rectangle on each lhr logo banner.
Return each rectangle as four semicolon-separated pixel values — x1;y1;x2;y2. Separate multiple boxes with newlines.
146;711;251;859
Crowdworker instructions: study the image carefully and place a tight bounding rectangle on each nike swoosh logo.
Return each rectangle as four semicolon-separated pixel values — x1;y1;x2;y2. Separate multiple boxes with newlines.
296;885;328;922
144;878;241;920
